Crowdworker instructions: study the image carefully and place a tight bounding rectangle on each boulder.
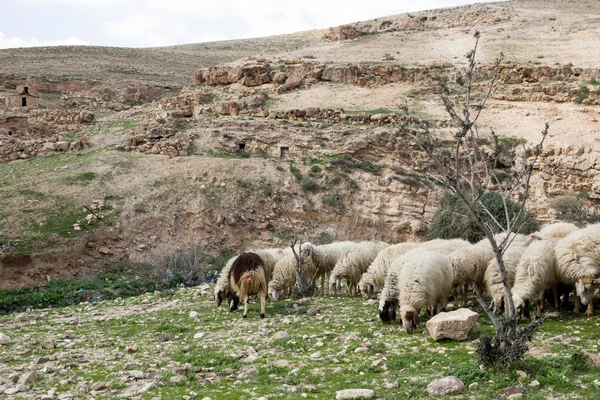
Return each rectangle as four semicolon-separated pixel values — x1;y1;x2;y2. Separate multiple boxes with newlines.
582;351;600;368
279;75;303;92
426;308;478;341
217;101;241;116
240;63;271;86
427;376;465;396
323;25;364;42
272;71;288;84
335;389;375;399
55;141;71;152
0;333;11;345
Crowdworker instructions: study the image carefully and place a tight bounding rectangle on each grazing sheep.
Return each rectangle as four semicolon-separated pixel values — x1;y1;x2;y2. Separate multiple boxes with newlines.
511;238;558;317
378;239;468;324
214;255;238;308
228;252;268;318
484;245;528;313
555;224;600;315
359;242;421;300
268;254;317;301
448;243;495;306
398;250;454;333
214;247;291;309
329;241;389;296
537;222;579;240
300;241;357;295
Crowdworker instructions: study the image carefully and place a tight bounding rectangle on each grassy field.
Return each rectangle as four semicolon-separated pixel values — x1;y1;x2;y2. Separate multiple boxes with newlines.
1;286;600;399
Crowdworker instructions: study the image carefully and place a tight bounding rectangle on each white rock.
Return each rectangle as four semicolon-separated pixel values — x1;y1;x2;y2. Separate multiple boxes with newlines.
529;380;540;387
14;313;27;323
426;308;478;341
193;332;205;339
129;370;144;379
273;331;290;340
468;382;479;390
4;387;19;395
335;389;375;399
427;376;465;396
0;333;11;345
189;311;199;319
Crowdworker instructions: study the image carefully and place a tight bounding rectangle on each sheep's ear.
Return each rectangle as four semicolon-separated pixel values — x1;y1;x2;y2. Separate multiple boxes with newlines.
412;312;420;327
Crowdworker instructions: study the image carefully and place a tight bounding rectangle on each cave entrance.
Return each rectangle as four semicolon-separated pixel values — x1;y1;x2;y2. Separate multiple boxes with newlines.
280;146;289;158
22;97;27;107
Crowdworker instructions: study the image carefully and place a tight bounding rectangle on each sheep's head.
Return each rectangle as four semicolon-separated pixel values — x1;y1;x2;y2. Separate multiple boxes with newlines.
227;292;240;312
360;283;374;300
300;242;313;262
576;281;597;306
215;288;227;308
329;280;337;295
379;300;397;324
269;286;280;301
513;295;530;318
400;305;419;334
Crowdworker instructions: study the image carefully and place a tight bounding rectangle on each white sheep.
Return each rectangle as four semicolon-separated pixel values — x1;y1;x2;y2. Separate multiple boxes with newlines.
359;242;421;300
300;241;357;295
268;254;317;301
377;238;469;323
397;250;455;333
555;223;600;315
448;243;495;307
484;245;527;313
329;241;389;296
536;222;579;240
214;247;291;308
511;238;558;317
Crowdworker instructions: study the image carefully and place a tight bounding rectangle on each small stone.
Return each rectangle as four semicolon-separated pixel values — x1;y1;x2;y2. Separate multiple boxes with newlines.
427;376;465;396
372;359;386;369
125;345;137;353
529;380;540;387
4;388;19;395
98;247;111;255
307;306;321;316
129;370;144;379
90;381;106;391
193;332;205;339
15;313;28;322
516;370;527;379
508;395;523;399
468;382;479;390
138;381;157;394
0;332;11;345
189;311;199;319
582;352;600;368
426;308;478;341
504;385;519;396
273;360;290;368
354;347;368;353
593;379;600;389
335;389;375;399
170;375;185;383
17;370;37;384
382;382;398;389
273;331;290;340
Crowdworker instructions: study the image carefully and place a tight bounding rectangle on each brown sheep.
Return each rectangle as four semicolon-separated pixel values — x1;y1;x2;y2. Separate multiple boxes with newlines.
228;252;268;318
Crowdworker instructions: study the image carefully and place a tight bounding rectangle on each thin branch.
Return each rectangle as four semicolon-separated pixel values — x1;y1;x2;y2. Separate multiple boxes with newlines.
475;284;501;330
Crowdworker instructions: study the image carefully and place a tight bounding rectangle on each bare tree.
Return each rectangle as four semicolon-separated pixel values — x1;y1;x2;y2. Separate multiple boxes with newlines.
405;32;547;367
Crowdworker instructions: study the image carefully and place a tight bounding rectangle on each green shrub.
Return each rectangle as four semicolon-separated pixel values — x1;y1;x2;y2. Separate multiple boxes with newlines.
322;191;345;213
549;195;600;224
301;177;318;192
310;165;322;173
429;192;539;243
290;165;303;181
575;85;590;104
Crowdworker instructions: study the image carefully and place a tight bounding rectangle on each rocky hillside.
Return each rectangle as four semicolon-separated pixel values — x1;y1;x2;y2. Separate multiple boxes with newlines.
1;0;600;288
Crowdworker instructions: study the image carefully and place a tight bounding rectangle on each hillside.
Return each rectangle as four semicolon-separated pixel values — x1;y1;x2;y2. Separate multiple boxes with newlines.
1;0;600;288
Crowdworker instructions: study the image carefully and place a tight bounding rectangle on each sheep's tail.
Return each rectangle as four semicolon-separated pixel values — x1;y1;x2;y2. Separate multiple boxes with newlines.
237;268;267;298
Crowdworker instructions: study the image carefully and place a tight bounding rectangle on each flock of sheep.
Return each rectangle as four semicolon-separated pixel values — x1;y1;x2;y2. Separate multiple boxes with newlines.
214;222;600;332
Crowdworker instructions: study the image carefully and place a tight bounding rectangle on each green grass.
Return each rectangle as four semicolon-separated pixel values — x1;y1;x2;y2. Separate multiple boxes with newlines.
2;288;600;399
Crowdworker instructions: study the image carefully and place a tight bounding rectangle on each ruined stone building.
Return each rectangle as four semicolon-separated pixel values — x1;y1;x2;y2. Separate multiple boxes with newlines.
5;87;38;109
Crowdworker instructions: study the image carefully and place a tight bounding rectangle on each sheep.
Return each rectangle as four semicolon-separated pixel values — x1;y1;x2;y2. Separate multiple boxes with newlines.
329;241;389;296
268;254;317;301
484;245;528;313
227;252;269;318
359;242;421;300
555;223;600;315
448;243;495;307
214;247;291;309
300;241;357;295
537;222;579;240
377;238;469;324
397;250;454;333
511;238;558;317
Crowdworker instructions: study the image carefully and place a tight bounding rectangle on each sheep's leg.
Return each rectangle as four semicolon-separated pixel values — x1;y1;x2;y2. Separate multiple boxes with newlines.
243;296;249;318
462;284;468;307
536;293;544;318
586;301;594;317
574;287;582;314
260;291;266;319
552;285;559;310
321;274;325;296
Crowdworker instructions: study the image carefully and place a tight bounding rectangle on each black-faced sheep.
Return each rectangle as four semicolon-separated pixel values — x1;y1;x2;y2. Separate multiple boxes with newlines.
300;241;357;295
398;250;454;333
329;241;389;296
227;252;268;318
